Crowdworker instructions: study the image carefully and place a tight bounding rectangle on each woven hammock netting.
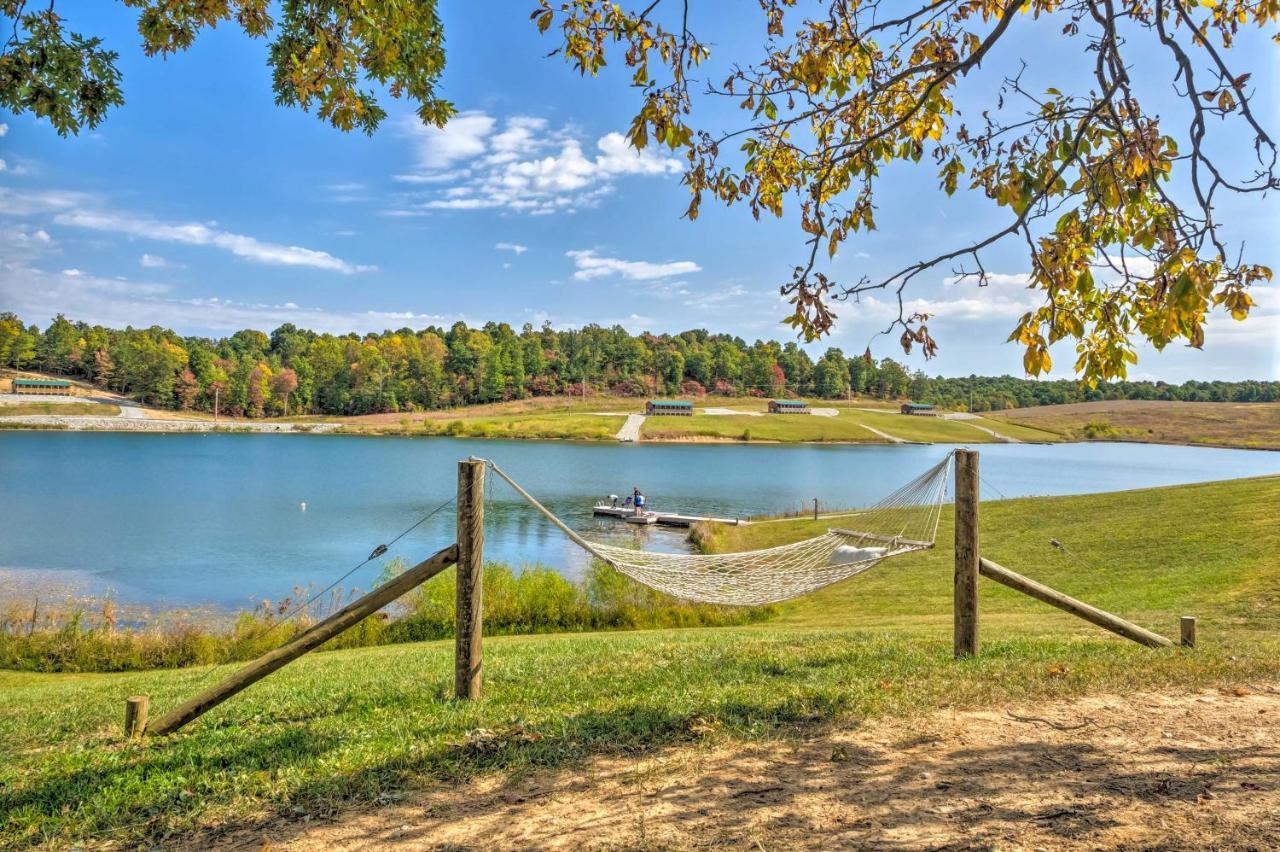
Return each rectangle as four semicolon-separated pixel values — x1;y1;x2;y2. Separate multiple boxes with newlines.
482;452;953;606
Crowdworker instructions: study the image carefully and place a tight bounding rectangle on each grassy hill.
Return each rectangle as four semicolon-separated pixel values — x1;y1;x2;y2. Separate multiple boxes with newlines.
988;399;1280;449
327;396;1055;444
2;476;1277;846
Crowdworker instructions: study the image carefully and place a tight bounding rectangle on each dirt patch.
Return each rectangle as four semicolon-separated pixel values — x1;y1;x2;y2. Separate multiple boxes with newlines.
207;683;1280;850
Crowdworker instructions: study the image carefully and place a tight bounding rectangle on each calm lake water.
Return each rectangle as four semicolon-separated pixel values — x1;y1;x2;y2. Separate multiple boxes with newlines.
1;432;1277;610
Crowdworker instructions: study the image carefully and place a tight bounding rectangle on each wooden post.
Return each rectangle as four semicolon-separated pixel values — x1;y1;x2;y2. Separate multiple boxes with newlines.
813;498;819;521
953;449;980;658
979;558;1174;648
147;544;458;736
1180;615;1197;648
124;695;149;739
455;459;486;700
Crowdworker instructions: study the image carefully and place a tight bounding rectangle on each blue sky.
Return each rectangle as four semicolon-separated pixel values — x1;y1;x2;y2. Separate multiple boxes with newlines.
1;2;1276;380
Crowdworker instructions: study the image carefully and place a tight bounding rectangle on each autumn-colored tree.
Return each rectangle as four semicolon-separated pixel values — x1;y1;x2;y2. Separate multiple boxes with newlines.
92;348;114;387
175;368;199;410
247;363;272;418
269;367;299;416
536;0;1277;381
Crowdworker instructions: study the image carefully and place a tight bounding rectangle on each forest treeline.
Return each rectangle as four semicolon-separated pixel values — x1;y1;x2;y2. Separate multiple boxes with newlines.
1;313;1277;416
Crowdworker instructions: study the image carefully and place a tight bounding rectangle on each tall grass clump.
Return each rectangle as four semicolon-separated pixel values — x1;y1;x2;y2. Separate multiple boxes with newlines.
0;560;776;673
386;559;775;641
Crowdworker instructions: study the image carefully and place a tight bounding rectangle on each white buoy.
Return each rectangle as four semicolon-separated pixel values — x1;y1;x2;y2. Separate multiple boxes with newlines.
300;502;307;511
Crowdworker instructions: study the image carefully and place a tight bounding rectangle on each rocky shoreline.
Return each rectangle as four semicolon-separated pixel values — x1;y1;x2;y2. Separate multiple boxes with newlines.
0;415;342;433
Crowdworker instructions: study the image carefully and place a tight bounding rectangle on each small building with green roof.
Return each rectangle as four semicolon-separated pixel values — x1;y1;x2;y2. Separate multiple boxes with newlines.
768;399;809;414
12;378;73;396
645;399;693;416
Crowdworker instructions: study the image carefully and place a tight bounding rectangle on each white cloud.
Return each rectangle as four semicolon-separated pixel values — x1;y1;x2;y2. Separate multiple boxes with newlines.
391;114;682;215
495;242;528;255
685;284;747;309
0;159;7;172
567;249;700;281
0;123;8;137
53;209;376;274
0;264;449;335
392;169;472;185
140;253;168;268
0;226;54;261
0;187;96;217
942;272;1032;288
405;111;496;170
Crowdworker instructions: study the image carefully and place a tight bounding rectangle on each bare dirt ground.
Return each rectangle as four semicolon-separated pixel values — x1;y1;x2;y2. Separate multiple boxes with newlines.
210;683;1280;851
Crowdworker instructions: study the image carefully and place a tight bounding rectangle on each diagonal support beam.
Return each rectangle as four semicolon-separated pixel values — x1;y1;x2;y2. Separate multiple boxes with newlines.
147;543;458;736
979;557;1172;648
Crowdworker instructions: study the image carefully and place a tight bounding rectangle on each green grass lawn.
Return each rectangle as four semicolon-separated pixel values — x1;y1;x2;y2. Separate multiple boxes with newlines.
336;412;628;441
2;476;1276;846
641;412;886;442
0;402;122;417
966;416;1063;442
639;409;1047;443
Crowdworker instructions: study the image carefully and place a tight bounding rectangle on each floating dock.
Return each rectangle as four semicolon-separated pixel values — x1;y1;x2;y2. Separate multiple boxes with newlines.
592;505;745;527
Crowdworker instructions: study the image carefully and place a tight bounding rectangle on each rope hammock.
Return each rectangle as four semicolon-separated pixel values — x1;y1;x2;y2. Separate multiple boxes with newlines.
480;452;954;606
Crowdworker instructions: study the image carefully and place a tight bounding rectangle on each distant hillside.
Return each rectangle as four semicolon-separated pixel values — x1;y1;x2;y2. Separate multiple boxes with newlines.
2;312;1277;418
989;400;1280;449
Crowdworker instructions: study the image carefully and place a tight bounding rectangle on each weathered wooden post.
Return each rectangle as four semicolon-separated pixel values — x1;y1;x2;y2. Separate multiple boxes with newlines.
124;695;149;739
954;449;980;658
1180;615;1197;648
455;459;486;700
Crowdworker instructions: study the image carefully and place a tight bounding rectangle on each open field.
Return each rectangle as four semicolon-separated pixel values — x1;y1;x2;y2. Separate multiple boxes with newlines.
989;399;1280;449
2;475;1277;847
0;401;121;417
640;408;1051;443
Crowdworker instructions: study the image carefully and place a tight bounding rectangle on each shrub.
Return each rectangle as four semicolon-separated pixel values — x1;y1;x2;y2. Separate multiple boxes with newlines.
0;559;776;673
1081;419;1116;439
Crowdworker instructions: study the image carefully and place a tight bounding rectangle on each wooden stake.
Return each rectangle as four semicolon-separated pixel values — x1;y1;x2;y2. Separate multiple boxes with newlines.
953;449;980;658
124;695;149;739
979;558;1173;648
147;543;458;736
455;459;486;700
1180;615;1197;648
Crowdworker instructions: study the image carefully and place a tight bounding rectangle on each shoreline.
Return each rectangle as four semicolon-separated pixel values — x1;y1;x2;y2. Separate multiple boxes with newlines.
2;418;1277;451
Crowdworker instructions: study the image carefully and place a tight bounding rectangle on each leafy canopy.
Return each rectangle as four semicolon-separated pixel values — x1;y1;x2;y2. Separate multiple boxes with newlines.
0;0;453;135
3;1;1277;382
534;0;1278;382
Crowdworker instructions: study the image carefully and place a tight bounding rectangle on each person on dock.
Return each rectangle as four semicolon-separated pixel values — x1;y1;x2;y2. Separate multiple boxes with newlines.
633;487;646;516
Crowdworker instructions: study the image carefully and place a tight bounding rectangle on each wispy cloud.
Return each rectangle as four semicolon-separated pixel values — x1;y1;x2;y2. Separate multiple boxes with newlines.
0;264;447;335
139;253;168;268
0;187;96;217
53;209;376;274
390;113;682;215
0;225;54;261
0;123;8;137
567;249;699;281
495;242;528;255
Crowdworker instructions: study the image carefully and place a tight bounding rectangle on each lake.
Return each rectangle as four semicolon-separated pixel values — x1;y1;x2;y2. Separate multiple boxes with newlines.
1;432;1277;610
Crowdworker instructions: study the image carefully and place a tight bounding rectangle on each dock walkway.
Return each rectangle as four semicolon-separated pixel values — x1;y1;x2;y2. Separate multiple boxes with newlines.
592;505;745;527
